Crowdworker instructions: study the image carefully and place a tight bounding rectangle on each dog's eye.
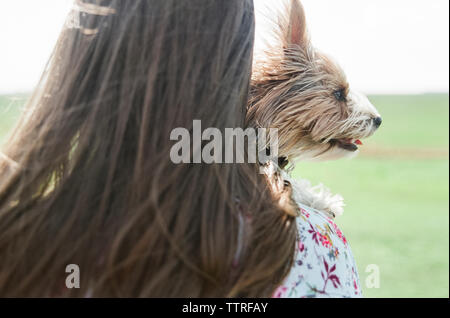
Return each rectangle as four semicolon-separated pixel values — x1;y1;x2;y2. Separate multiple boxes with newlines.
333;89;346;102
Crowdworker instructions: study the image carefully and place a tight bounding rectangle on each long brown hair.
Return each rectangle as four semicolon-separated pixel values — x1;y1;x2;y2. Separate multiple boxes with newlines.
0;0;296;297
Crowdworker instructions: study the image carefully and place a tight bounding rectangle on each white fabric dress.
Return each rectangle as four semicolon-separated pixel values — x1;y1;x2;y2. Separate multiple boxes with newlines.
273;202;362;298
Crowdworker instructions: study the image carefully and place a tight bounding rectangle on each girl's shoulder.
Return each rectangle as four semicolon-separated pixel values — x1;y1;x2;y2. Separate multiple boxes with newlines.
274;192;363;298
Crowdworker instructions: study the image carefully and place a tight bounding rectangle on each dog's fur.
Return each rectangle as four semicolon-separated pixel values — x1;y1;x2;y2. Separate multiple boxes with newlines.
248;0;381;217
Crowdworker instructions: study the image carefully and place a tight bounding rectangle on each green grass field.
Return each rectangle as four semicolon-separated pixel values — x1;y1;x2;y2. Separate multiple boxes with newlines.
294;94;449;297
0;93;449;297
0;94;27;146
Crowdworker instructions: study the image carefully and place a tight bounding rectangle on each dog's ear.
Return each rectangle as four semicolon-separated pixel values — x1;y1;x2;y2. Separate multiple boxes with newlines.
284;0;308;48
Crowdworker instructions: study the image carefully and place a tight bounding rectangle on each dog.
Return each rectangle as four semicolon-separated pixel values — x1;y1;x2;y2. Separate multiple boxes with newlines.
247;0;382;217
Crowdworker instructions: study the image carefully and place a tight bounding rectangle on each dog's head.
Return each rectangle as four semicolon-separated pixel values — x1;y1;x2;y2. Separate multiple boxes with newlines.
248;0;381;167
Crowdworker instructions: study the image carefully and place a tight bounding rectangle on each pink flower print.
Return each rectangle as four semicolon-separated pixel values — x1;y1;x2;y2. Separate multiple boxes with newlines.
308;223;321;245
353;279;359;294
320;234;332;248
336;228;347;245
300;208;310;218
342;235;347;245
328;218;337;227
319;259;341;293
298;240;305;253
320;258;341;293
329;274;341;289
273;286;288;298
329;220;348;246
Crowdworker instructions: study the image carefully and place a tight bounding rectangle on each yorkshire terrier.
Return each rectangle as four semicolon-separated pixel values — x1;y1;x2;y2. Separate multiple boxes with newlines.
248;0;382;217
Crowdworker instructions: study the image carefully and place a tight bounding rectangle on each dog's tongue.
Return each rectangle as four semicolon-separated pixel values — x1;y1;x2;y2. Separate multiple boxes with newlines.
342;138;363;145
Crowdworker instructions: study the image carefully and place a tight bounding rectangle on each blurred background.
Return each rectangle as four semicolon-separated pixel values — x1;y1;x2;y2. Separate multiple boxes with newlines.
0;0;448;297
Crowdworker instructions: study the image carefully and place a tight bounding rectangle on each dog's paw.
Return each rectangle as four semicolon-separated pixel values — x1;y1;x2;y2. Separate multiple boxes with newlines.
323;193;345;217
287;176;345;218
309;183;345;217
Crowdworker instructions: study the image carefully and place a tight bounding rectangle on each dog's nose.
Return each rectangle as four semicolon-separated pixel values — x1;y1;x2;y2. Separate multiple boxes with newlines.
373;117;382;128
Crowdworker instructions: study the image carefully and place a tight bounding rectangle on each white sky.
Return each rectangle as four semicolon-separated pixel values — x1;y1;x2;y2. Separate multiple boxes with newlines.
0;0;448;94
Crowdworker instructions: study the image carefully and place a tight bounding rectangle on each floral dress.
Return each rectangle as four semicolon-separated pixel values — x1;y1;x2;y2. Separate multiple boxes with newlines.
273;202;362;298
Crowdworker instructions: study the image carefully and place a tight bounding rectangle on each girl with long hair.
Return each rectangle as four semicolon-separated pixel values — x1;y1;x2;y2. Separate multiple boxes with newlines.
0;0;297;297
